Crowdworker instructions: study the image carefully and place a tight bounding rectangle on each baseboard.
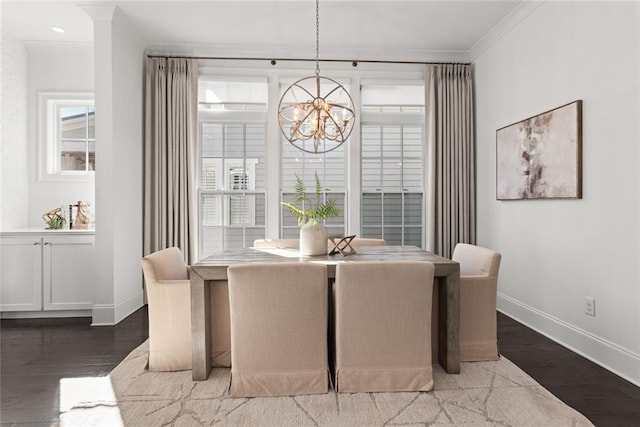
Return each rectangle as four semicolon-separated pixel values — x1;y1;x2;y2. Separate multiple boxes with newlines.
91;303;115;325
91;291;143;326
1;310;91;319
498;293;640;387
114;291;144;324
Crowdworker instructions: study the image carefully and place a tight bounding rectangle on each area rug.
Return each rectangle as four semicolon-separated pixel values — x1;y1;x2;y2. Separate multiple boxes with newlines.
59;340;593;426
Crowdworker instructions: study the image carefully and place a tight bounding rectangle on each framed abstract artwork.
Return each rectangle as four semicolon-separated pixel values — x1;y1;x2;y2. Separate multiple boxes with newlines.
496;100;582;200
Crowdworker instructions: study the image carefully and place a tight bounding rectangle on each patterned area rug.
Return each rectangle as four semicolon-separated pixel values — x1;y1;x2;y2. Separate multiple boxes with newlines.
59;340;593;426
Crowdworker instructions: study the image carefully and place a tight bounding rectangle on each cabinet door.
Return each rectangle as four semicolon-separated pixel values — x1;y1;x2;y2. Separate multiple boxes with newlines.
0;236;43;311
42;235;94;310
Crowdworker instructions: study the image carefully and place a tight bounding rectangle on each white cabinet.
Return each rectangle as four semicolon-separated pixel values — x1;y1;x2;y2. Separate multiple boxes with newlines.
0;231;95;316
0;236;42;311
42;234;94;310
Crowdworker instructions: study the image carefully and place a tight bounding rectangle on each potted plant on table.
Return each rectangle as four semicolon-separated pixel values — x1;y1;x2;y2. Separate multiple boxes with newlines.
281;172;342;255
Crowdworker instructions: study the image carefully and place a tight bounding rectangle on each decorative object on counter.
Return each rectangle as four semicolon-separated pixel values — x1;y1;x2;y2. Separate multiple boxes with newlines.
329;235;356;256
42;208;66;230
496;100;582;200
68;201;94;230
74;201;94;229
281;172;341;256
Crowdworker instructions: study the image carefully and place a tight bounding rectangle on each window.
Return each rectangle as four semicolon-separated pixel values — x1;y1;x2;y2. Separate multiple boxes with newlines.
197;80;267;258
280;142;347;238
195;67;426;261
279;79;349;239
38;92;95;181
360;84;425;246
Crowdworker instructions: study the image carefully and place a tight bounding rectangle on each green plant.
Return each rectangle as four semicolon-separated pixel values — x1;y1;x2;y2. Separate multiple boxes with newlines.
46;215;65;230
281;172;342;225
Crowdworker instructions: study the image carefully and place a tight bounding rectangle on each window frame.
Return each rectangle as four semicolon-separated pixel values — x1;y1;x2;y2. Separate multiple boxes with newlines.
359;83;426;247
197;95;268;257
195;65;427;260
37;91;95;182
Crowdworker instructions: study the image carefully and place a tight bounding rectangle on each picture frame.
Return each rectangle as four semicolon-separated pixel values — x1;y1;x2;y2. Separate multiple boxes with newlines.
496;100;582;200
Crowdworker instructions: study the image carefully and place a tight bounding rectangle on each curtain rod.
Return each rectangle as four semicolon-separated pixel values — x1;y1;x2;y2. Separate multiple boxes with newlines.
145;54;470;66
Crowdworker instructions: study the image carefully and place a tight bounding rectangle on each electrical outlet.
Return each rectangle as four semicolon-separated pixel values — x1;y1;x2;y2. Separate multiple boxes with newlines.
585;297;596;317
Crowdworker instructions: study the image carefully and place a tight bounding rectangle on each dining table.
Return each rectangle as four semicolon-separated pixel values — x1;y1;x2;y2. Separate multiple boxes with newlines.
189;245;460;381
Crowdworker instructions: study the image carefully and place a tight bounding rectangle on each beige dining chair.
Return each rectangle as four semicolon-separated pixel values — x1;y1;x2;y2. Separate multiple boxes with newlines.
333;261;435;393
227;262;329;397
452;243;502;362
141;247;191;371
141;247;231;371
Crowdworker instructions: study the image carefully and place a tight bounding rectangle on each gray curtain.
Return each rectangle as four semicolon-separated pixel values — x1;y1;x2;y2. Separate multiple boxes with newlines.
425;64;476;258
144;57;198;263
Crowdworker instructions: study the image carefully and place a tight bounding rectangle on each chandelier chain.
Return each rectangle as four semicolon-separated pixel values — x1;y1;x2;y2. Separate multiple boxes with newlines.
315;0;320;76
276;0;355;154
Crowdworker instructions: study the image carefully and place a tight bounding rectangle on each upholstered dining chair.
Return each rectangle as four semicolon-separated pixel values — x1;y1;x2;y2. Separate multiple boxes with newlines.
227;262;329;397
142;247;231;372
452;243;502;362
141;247;191;371
333;261;435;393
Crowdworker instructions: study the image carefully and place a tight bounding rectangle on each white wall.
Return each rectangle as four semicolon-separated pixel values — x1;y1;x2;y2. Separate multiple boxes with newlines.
27;46;94;227
89;6;145;325
110;8;145;323
0;35;28;230
474;2;640;385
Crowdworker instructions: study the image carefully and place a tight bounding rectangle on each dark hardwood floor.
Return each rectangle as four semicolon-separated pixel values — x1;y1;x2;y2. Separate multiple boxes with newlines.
1;308;638;426
497;313;640;427
1;308;148;426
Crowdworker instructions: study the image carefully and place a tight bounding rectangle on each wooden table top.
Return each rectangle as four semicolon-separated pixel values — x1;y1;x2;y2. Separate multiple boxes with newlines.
192;245;458;280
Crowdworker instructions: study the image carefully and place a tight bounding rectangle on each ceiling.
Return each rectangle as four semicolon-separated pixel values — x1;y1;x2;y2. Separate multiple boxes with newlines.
1;0;524;60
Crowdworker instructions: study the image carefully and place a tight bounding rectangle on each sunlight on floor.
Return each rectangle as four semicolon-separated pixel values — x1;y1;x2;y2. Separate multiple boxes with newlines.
59;376;124;426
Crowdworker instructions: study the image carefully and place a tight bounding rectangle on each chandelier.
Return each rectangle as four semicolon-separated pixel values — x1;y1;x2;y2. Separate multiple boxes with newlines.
277;0;355;154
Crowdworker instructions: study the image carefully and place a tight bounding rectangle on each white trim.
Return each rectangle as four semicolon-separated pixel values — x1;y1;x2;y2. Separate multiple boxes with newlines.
198;110;267;122
498;292;640;387
346;75;361;235
91;303;115;326
360;111;425;125
37;91;95;182
114;291;144;325
149;44;468;65
196;68;426;247
199;75;268;83
468;1;545;62
79;4;116;22
92;292;144;326
266;75;282;240
1;310;91;319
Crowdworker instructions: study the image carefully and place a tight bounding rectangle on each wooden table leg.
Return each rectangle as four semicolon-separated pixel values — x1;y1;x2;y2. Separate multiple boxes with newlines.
191;272;211;380
438;265;460;374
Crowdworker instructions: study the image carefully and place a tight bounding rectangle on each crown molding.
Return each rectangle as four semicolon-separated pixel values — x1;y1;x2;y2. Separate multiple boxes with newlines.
145;43;470;64
468;1;544;62
77;4;116;22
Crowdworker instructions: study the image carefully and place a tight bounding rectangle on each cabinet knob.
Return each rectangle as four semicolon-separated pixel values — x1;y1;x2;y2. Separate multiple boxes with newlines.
43;241;50;245
33;241;40;245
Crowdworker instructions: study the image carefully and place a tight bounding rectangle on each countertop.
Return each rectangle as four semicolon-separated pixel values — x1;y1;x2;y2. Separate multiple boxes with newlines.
0;228;96;235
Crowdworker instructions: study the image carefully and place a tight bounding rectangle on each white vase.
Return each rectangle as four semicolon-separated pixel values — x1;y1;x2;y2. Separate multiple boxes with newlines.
299;221;328;256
